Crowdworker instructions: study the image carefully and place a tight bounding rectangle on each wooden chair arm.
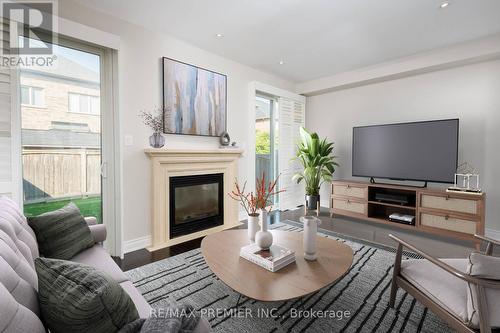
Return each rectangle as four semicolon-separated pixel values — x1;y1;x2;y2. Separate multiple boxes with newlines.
475;234;500;255
389;234;500;289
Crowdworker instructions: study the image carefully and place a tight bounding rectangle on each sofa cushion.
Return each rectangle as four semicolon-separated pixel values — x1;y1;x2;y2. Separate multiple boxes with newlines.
400;258;469;322
28;202;95;260
72;245;128;283
35;257;139;333
0;282;45;333
466;252;500;328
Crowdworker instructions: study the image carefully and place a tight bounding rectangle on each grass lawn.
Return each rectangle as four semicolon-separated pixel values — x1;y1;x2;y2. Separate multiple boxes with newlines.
24;196;102;224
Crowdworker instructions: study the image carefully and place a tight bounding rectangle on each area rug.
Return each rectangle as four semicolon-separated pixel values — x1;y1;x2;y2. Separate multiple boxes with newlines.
125;221;454;333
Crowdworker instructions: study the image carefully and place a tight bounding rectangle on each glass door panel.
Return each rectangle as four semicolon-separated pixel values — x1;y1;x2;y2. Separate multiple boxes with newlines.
20;39;102;223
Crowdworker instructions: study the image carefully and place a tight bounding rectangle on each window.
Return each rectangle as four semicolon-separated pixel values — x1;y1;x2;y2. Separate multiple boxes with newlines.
68;93;100;115
21;86;45;107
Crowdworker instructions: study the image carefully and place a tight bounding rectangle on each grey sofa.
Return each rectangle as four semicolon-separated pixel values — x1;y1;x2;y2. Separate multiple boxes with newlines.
0;196;210;332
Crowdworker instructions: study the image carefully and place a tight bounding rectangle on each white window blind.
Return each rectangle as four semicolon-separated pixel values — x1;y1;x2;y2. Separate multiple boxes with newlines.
0;18;13;196
278;97;305;210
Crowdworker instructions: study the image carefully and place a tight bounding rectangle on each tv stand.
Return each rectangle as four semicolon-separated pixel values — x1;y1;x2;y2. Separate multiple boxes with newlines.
331;180;485;249
369;177;428;188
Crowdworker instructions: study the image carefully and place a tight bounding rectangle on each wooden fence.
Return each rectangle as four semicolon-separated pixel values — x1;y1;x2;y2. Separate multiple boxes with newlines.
23;149;101;202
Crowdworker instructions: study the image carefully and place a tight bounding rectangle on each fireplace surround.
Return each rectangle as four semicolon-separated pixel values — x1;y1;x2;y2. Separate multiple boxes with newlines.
145;148;243;251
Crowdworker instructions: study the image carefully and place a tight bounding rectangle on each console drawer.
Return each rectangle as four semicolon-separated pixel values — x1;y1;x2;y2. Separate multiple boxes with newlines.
333;184;367;199
332;198;367;215
420;213;477;235
420;194;478;215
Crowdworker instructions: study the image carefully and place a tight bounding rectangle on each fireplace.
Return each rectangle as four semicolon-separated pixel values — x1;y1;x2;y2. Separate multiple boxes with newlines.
169;173;224;238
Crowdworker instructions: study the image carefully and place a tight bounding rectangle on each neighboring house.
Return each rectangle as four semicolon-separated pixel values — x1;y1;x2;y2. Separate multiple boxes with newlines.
21;55;101;201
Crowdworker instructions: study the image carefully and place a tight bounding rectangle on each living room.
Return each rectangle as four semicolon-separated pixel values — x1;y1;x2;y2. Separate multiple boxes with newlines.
1;1;500;332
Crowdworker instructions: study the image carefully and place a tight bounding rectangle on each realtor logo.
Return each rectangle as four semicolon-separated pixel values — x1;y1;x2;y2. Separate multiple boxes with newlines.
1;0;56;55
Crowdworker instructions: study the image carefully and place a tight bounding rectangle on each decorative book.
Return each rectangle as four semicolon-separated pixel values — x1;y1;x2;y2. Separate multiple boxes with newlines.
239;243;295;272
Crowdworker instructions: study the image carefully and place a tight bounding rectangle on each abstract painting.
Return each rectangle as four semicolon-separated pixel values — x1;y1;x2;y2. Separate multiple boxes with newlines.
162;57;227;137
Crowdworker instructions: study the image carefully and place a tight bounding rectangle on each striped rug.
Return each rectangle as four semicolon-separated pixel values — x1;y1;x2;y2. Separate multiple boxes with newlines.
125;221;454;333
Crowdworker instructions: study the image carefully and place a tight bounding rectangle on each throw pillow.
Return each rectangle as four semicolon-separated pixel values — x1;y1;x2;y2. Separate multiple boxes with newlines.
35;257;139;333
466;251;500;328
28;202;94;259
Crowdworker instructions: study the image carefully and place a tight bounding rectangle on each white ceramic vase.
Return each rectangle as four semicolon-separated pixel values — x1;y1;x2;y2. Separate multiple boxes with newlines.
255;209;273;250
300;216;321;260
247;213;259;242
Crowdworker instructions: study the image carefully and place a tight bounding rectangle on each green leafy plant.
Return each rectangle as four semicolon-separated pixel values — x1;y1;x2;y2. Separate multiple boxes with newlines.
292;127;338;196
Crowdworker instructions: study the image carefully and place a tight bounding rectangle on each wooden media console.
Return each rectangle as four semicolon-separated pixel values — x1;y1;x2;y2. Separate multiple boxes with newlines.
331;180;486;247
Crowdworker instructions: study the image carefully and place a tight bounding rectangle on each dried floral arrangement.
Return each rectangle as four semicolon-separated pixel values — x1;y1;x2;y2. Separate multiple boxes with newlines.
138;107;164;133
229;173;284;216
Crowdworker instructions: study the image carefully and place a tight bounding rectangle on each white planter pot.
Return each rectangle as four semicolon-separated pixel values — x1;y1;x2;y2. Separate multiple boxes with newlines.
255;209;273;250
247;214;259;242
300;216;321;260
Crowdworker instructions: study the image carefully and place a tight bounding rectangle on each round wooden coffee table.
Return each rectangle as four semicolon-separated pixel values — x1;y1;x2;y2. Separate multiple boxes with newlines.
201;229;353;302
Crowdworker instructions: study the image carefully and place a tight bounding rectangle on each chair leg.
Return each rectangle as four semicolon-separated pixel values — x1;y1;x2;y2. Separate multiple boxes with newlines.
389;243;403;308
389;280;398;307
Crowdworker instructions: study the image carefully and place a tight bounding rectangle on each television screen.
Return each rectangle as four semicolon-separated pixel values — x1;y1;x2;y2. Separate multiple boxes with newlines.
352;119;459;183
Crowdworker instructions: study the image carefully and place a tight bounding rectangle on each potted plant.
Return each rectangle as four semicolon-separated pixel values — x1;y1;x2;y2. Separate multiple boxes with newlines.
229;180;259;242
293;127;338;210
229;173;283;247
139;107;165;148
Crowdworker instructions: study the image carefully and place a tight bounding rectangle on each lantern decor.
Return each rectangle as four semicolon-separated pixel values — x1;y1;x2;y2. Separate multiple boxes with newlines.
447;162;482;194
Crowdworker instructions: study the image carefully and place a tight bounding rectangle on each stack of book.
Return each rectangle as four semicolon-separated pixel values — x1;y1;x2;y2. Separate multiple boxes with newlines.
239;243;295;272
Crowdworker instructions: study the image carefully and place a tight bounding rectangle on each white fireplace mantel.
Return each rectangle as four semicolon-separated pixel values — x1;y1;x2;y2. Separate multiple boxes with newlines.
145;148;244;251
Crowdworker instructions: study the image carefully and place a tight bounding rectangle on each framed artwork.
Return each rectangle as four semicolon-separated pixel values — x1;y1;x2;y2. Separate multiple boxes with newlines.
162;57;227;137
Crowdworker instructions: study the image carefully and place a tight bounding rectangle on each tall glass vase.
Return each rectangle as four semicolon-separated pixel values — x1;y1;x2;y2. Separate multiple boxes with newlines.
255;209;273;249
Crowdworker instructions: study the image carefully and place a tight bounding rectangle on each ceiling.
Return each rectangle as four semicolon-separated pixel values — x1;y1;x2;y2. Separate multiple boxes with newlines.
75;0;500;83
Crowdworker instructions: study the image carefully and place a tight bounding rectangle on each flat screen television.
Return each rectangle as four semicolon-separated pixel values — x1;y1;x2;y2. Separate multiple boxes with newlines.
352;119;459;184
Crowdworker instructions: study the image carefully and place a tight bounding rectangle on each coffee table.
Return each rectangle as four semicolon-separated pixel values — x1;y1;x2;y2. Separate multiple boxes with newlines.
201;229;354;302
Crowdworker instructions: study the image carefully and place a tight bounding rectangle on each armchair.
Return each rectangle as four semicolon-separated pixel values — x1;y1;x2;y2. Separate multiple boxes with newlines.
389;234;500;333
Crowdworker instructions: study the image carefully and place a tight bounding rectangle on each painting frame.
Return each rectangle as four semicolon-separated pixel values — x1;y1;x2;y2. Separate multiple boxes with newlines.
162;56;228;137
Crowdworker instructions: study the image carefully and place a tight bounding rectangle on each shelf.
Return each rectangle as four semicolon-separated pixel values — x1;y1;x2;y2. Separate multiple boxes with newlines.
368;201;416;210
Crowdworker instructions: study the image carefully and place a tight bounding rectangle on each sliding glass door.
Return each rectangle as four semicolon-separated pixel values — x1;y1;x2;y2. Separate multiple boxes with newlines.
20;37;104;223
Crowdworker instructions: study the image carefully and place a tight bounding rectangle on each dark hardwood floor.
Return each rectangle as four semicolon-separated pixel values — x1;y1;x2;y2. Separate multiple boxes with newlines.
114;207;487;271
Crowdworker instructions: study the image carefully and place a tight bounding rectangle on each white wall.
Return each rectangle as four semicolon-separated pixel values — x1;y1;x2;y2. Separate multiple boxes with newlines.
58;1;294;246
306;60;500;232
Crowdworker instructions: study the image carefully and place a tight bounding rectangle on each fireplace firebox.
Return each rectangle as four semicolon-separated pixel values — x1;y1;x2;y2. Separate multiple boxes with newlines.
169;173;224;238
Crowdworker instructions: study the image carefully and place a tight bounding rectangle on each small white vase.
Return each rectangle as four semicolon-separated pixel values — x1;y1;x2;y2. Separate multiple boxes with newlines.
300;216;321;261
247;214;259;242
255;209;273;250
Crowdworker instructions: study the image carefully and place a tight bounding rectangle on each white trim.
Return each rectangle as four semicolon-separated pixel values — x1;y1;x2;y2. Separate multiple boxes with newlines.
296;33;500;96
10;57;22;206
123;235;152;254
486;228;500;241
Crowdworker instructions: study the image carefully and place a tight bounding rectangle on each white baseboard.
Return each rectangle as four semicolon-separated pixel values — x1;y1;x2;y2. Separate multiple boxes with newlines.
123;235;152;254
486;228;500;241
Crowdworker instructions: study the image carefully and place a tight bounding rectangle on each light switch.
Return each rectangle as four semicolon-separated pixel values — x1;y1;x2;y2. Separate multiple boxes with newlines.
124;135;133;146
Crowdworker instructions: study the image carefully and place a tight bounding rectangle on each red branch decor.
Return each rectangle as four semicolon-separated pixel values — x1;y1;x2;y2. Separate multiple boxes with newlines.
229;173;284;215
